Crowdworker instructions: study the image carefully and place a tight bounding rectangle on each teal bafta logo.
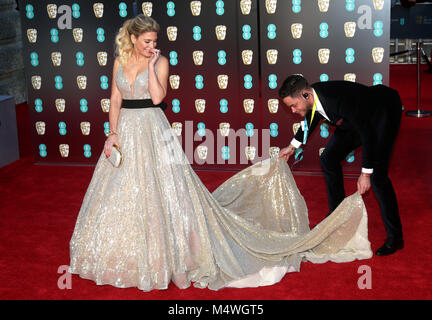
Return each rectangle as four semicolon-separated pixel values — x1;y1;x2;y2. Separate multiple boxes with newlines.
243;74;252;89
172;99;180;113
217;50;226;65
374;21;383;37
345;0;355;11
26;4;34;19
104;122;110;136
320;73;329;81
58;122;66;135
30;52;39;66
39;144;47;158
195;75;204;89
268;74;277;89
76;52;84;66
169;51;178;66
267;24;276;39
221;146;230;160
293;49;302;64
197;122;206;137
50;28;59;43
35;98;43;112
216;0;224;15
270;123;278;137
373;73;383;85
292;0;302;13
346;150;355;163
319;23;329;38
193;26;201;41
100;75;109;90
246;123;254;137
242;24;251;40
167;1;175;16
72;3;80;18
83;144;92;158
54;76;63;90
219;99;228;113
119;2;127;17
345;48;355;64
320;123;329;138
80;98;88;113
96;28;105;42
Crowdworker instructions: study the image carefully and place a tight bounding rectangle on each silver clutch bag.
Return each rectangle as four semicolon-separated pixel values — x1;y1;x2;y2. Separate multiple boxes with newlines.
107;145;123;168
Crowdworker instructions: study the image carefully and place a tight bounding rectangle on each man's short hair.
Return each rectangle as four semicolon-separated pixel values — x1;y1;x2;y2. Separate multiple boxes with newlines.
278;74;311;99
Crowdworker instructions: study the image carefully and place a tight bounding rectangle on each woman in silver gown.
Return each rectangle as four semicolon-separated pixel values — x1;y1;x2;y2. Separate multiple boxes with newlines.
69;15;372;291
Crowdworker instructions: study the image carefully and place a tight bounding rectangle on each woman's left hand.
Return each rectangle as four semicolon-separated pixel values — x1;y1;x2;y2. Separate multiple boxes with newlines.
149;49;161;67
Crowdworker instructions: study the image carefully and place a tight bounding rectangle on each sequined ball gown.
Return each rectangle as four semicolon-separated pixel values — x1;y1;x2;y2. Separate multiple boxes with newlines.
69;65;372;291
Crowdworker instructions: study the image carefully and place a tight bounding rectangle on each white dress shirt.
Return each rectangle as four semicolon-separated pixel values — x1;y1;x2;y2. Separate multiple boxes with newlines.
289;89;373;174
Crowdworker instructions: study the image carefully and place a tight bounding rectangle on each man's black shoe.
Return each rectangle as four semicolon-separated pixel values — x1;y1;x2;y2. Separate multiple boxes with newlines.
375;237;404;256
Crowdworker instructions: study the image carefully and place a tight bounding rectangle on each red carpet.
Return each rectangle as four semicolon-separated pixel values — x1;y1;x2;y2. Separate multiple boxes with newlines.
1;64;431;300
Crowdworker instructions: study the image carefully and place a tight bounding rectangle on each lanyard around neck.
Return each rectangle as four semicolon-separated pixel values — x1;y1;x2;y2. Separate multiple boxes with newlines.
302;92;318;145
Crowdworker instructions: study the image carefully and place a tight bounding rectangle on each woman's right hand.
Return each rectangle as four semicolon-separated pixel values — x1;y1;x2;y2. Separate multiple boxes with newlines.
104;134;119;158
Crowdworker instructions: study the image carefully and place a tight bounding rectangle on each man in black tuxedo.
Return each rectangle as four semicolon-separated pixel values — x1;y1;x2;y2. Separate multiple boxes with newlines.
278;74;404;256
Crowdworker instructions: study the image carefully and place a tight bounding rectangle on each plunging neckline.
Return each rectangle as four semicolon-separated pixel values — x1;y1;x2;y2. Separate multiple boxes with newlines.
121;65;148;91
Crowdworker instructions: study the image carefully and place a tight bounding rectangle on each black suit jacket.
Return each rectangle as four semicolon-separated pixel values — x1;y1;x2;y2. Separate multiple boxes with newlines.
294;81;402;169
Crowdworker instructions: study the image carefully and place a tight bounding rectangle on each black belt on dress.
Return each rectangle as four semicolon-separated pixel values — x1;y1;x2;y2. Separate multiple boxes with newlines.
122;99;167;110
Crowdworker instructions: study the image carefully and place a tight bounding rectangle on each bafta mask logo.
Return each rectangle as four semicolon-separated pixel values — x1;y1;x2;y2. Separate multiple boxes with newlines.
27;29;37;43
245;146;256;161
190;1;201;16
59;144;69;158
47;4;57;19
372;47;384;63
193;50;204;66
195;99;206;113
55;98;66;112
167;26;178;41
243;99;254;113
240;0;252;15
215;25;227;40
219;123;230;137
36;121;46;135
242;50;253;65
101;99;110;113
318;0;330;12
97;51;107;66
171;122;182;136
293;122;301;134
31;75;41;90
169;75;180;89
73;28;83;43
197;146;208;160
217;75;228;89
318;48;330;64
268;99;279;114
93;3;104;18
265;0;277;14
142;2;153;16
291;23;303;39
344;73;356;82
269;147;280;159
266;49;278;64
373;0;385;10
344;22;356;38
77;76;87;90
319;147;325;156
51;52;61;67
80;122;91;135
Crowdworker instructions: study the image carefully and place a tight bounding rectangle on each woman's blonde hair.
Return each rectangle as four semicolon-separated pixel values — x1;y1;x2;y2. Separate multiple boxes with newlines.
115;14;160;66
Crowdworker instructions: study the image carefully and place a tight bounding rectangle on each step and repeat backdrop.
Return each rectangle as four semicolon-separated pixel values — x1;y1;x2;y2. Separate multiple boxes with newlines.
20;0;390;172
